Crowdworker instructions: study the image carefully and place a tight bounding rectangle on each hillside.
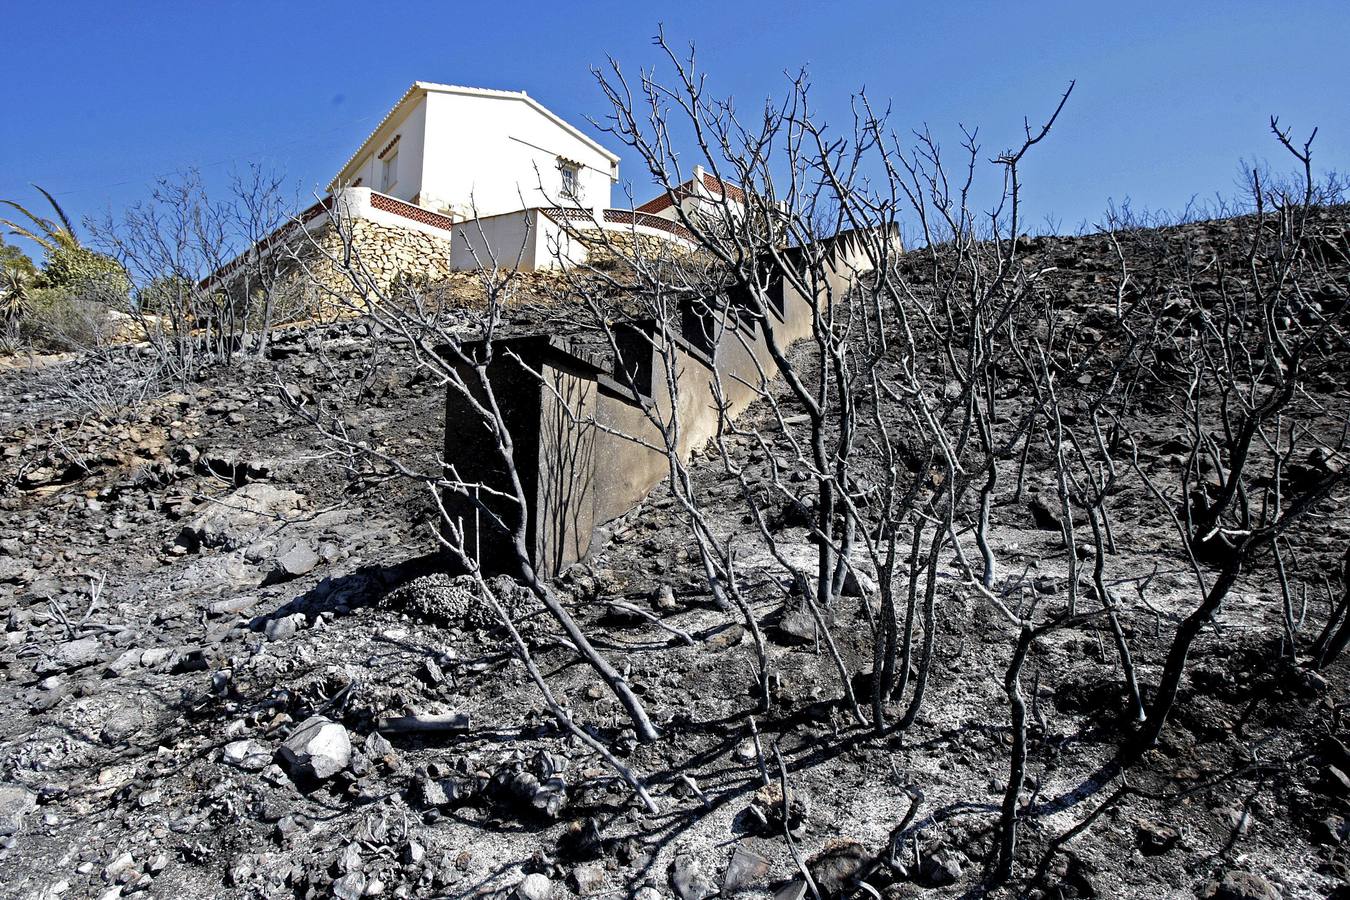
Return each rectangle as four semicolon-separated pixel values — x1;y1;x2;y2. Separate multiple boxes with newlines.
0;208;1347;900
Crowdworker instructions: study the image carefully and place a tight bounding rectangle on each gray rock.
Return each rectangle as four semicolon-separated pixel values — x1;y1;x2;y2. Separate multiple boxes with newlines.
1136;819;1180;855
365;731;395;762
0;556;34;585
569;864;607;896
382;572;537;629
516;873;553;900
223;739;272;771
1320;814;1349;845
1027;497;1063;531
747;782;809;835
412;774;448;808
331;873;366;900
722;845;770;894
270;543;320;582
225;858;252;890
0;783;35;836
1201;871;1282;900
107;648;142;676
669;854;714;900
278;715;351;780
178;483;305;551
100;703;147;745
807;838;867;896
841;567;875;598
915;849;962;888
103;850;137;883
36;637;102;675
773;602;827;645
264;612;306;642
140;648;173;667
336;842;363;874
707;624;746;651
652;584;678;611
1323;765;1350;797
532;776;568;818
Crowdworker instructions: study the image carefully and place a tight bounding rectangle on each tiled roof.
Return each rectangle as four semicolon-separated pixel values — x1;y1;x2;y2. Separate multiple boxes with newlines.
635;171;747;214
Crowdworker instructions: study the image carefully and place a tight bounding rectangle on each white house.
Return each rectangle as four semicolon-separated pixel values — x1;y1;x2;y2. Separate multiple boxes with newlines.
211;82;710;287
329;82;620;222
319;82;708;272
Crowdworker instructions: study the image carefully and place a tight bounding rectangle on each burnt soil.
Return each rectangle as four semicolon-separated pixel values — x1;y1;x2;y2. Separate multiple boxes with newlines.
0;212;1347;900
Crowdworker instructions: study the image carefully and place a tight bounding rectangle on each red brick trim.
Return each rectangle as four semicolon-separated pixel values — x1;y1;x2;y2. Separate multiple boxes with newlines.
604;209;696;243
368;192;455;232
541;207;696;244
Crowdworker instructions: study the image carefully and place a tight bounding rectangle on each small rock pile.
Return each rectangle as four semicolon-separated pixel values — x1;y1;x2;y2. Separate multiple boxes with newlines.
382;572;539;630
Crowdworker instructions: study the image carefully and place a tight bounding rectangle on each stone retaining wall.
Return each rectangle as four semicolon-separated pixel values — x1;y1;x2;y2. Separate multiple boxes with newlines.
293;219;458;308
214;216;458;320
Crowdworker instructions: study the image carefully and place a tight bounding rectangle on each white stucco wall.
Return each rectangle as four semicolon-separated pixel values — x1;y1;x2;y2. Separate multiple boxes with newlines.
331;84;619;225
450;209;588;273
451;209;537;270
337;98;428;205
418;91;615;221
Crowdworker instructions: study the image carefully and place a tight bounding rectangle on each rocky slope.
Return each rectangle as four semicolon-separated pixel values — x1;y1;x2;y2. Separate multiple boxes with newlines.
0;211;1346;900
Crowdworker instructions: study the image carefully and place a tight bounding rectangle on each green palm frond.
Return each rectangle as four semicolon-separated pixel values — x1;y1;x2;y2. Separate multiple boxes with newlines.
0;193;82;253
31;185;75;236
0;219;61;254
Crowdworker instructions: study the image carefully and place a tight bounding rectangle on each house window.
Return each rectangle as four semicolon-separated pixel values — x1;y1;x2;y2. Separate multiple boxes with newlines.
381;151;398;192
559;160;581;200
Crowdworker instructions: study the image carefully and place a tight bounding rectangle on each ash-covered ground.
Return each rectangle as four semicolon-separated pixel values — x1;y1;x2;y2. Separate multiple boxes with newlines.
0;213;1347;900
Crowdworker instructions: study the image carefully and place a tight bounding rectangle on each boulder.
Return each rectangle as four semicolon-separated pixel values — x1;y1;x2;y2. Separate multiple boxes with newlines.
36;637;102;675
177;483;306;551
278;716;351;780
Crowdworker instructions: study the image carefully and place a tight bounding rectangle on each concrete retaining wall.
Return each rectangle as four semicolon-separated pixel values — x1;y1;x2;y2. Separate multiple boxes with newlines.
441;227;892;578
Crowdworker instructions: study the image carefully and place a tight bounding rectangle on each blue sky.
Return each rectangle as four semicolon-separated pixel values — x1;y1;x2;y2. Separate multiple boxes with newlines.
3;1;1347;260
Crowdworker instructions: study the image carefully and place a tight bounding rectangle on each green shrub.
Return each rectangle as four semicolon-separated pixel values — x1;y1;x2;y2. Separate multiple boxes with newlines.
40;244;131;297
